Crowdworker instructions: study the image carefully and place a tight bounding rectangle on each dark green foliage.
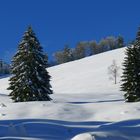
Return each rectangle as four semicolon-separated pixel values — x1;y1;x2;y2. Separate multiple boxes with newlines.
8;26;53;102
117;36;124;48
121;28;140;102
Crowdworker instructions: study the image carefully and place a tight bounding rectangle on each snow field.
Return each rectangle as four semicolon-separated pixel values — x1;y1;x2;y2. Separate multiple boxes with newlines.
0;48;140;139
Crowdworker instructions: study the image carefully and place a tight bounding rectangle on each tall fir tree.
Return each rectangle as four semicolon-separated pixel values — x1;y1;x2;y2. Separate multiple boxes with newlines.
8;26;53;102
121;27;140;102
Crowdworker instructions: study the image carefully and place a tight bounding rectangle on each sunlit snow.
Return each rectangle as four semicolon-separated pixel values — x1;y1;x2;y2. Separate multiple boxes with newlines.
0;47;140;140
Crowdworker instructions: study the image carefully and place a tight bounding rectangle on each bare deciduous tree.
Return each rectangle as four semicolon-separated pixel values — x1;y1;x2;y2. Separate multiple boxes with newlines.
108;60;120;84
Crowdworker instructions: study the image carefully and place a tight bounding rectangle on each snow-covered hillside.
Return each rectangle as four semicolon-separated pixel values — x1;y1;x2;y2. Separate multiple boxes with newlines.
50;47;124;94
0;47;140;140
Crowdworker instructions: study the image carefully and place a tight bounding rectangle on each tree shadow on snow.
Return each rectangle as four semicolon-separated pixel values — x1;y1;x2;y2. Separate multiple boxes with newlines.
0;74;10;79
68;99;124;104
0;119;140;140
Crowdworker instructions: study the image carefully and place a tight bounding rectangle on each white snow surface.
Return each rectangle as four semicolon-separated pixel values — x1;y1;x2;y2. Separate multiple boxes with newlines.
0;48;140;140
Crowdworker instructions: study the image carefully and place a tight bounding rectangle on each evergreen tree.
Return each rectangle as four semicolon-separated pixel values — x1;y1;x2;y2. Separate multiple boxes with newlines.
8;26;53;102
117;35;124;48
121;27;140;102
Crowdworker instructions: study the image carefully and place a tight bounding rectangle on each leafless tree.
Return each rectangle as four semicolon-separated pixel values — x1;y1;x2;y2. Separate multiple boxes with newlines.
108;60;120;84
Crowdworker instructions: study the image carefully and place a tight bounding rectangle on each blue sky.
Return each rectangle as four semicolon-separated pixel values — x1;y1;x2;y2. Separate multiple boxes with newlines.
0;0;140;63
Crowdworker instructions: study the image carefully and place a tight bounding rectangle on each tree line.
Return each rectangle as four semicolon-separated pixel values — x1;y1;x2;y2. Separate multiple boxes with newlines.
53;36;124;65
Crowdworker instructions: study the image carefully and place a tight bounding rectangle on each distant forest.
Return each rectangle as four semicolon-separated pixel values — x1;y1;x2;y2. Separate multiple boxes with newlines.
50;35;131;66
0;35;134;72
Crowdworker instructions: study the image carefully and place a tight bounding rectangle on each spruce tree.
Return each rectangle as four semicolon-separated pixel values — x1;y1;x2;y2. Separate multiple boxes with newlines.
8;26;53;102
121;27;140;102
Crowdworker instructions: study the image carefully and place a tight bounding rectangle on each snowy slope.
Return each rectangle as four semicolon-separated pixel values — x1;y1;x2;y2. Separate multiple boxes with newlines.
0;47;140;140
50;47;124;94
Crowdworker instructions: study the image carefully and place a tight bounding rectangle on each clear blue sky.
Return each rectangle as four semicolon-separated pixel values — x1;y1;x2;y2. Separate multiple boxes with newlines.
0;0;140;63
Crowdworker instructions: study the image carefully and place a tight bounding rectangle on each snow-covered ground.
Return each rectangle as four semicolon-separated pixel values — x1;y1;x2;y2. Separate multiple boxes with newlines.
0;47;140;140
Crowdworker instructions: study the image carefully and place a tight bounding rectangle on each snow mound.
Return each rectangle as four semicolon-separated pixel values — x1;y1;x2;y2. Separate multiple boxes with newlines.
71;133;94;140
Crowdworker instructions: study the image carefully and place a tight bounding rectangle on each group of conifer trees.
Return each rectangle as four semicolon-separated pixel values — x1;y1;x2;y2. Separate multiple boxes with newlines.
7;26;140;103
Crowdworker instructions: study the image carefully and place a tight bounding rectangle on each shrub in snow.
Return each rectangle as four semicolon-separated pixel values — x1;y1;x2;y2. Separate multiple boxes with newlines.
8;26;53;102
121;27;140;102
